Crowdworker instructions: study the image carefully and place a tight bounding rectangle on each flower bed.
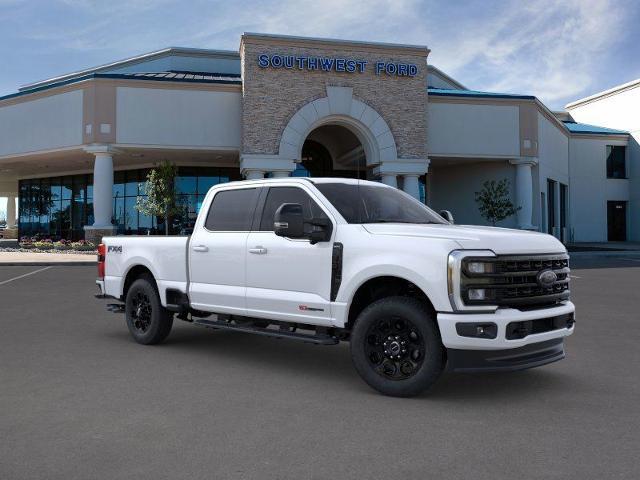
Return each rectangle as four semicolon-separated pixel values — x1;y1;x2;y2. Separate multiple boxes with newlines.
7;237;98;254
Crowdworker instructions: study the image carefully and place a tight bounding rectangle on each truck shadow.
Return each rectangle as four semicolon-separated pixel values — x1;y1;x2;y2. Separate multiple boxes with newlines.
153;325;578;401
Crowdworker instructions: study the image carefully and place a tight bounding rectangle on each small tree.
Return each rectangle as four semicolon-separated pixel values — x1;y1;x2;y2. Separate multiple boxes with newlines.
136;161;182;235
474;179;520;226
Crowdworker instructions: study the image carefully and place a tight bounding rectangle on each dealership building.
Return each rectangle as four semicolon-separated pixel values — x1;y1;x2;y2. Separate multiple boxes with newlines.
0;33;637;243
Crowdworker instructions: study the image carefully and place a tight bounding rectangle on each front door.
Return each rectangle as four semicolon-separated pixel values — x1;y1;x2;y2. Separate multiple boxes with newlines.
245;185;335;325
607;201;627;241
189;187;260;314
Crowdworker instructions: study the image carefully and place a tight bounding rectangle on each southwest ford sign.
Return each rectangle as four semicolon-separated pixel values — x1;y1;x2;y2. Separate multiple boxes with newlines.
257;54;418;77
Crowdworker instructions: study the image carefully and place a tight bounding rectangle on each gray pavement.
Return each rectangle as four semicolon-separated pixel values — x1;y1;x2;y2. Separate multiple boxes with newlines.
1;258;639;479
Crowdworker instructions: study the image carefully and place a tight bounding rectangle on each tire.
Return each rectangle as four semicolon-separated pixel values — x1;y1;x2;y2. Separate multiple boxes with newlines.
125;275;173;345
350;296;445;397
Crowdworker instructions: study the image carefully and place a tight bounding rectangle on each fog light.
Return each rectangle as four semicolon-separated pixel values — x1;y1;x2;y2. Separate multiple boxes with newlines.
456;322;498;339
468;288;486;301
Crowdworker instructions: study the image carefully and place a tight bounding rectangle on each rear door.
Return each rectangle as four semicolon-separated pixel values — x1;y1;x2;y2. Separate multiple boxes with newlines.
245;185;335;325
188;187;260;314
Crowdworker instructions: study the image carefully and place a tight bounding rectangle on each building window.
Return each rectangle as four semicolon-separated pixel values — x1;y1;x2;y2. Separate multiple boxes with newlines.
18;166;240;240
560;183;568;242
547;179;556;235
606;145;626;179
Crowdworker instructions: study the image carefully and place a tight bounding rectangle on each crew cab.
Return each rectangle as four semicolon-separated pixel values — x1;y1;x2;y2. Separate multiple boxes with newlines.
96;178;575;397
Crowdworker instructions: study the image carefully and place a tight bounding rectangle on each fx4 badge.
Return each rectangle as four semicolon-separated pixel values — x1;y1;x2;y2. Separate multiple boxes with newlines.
107;245;123;253
298;305;324;312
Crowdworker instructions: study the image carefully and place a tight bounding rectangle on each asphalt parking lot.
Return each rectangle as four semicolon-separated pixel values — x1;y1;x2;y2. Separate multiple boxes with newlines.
1;256;639;479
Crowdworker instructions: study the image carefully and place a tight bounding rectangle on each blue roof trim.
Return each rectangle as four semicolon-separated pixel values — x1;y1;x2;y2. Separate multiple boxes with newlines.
428;87;535;100
562;121;628;135
0;72;242;102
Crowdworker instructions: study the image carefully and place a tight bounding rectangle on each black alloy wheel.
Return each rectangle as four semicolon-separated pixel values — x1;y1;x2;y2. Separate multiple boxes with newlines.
350;296;445;397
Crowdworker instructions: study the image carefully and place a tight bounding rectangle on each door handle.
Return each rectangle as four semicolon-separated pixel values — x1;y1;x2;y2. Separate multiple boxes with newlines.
248;246;268;255
192;245;209;252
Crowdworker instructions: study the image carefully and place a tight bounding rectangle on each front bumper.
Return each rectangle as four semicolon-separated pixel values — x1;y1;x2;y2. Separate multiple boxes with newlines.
437;301;575;350
446;338;565;372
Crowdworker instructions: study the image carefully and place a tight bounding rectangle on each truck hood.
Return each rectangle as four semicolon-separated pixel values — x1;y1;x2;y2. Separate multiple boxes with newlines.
362;224;566;255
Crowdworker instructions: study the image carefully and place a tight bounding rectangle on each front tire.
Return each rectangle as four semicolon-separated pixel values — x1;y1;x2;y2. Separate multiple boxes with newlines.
125;275;173;345
350;296;445;397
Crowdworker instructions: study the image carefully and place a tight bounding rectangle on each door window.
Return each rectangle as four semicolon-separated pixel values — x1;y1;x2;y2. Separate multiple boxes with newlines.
204;188;259;231
259;187;327;231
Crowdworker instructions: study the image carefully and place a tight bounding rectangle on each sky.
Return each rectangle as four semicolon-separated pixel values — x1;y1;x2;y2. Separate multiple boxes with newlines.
1;0;640;215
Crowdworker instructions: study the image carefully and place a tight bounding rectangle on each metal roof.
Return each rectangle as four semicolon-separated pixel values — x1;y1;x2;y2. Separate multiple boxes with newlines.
428;87;535;100
562;121;628;135
19;47;240;92
0;71;241;103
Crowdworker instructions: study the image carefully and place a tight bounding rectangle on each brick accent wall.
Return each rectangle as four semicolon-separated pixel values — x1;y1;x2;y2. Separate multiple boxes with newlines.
240;36;428;160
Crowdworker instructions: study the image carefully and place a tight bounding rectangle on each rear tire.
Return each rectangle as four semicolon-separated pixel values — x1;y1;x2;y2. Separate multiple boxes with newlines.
350;296;445;397
125;275;173;345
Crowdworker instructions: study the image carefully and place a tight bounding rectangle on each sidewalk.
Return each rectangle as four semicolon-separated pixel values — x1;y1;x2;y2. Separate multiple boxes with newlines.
0;251;96;266
568;242;640;252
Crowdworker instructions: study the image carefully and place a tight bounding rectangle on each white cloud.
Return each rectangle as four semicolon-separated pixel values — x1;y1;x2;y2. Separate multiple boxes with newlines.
3;0;635;109
426;0;631;107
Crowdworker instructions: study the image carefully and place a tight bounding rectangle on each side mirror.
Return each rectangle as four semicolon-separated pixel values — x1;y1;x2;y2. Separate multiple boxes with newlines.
440;210;454;224
274;203;305;238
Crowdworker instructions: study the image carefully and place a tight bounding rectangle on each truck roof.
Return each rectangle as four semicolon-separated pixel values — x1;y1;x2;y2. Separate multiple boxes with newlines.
214;177;389;188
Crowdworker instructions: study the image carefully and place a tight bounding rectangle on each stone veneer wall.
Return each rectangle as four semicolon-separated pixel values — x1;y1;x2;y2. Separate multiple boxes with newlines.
241;37;428;160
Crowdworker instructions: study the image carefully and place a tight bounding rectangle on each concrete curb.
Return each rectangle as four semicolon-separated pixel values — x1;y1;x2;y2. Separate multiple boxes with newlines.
0;262;97;268
0;261;96;266
569;251;640;257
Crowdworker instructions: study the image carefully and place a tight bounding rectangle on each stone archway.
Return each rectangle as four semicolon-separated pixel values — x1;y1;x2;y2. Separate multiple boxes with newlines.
240;85;429;199
278;86;398;166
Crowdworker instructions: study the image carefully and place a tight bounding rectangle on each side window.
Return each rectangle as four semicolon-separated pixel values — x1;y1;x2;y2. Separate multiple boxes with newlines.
259;187;328;231
204;188;259;231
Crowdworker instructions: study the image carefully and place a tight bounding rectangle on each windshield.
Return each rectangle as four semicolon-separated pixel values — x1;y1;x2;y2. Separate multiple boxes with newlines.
315;183;447;225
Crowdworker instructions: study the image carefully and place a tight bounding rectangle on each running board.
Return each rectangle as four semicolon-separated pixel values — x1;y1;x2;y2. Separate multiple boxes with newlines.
192;318;339;345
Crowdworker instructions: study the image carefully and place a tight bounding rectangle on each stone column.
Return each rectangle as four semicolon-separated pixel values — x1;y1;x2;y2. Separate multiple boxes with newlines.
84;145;117;243
380;174;397;188
402;174;421;200
373;159;430;202
240;154;295;181
6;195;16;228
244;170;265;180
510;158;537;230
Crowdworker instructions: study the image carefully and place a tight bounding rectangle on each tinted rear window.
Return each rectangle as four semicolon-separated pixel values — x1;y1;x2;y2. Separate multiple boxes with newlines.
204;188;259;231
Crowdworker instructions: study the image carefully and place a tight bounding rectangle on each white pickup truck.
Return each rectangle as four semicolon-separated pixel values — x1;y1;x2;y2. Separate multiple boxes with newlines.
96;178;575;397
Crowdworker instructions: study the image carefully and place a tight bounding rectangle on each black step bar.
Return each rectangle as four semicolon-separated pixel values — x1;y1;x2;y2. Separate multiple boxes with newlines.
192;318;339;345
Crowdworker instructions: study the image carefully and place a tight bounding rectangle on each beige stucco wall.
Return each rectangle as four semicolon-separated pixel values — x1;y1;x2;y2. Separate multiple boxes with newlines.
0;90;83;157
116;86;242;148
427;101;520;157
240;36;428;160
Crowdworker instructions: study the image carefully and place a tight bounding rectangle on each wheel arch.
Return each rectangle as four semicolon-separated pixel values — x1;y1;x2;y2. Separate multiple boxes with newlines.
122;264;157;301
345;274;437;331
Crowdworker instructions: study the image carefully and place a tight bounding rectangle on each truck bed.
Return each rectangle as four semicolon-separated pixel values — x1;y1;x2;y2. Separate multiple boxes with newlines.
102;235;190;303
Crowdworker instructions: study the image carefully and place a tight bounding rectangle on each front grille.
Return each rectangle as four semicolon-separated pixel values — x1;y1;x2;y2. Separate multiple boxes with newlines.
461;254;570;308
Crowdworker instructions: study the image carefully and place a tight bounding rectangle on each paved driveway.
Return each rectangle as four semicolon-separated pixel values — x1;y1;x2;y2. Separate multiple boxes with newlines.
1;257;639;479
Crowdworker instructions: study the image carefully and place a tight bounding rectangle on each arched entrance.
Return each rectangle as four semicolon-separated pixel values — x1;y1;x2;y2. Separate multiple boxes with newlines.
294;124;367;179
241;86;428;199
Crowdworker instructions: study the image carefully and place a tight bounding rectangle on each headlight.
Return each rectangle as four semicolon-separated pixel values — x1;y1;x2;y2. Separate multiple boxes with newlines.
466;261;495;275
447;250;498;312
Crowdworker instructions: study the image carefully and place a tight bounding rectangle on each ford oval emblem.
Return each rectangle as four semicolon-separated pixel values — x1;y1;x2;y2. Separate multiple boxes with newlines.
537;269;557;288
